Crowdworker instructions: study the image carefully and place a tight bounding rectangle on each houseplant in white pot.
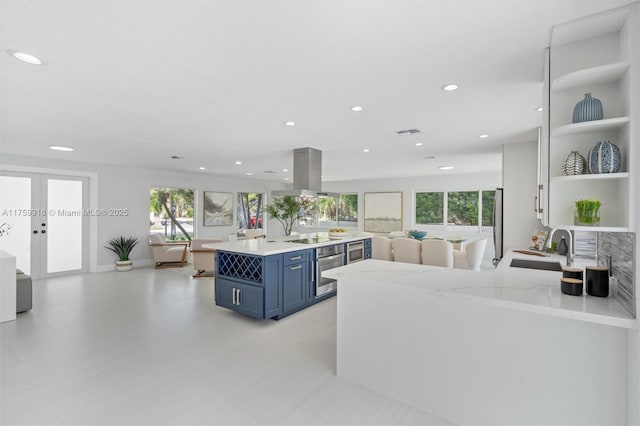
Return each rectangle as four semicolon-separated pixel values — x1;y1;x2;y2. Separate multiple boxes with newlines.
105;236;139;271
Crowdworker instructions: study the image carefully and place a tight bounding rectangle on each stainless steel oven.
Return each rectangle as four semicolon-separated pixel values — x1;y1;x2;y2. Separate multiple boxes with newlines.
315;243;344;297
346;240;365;264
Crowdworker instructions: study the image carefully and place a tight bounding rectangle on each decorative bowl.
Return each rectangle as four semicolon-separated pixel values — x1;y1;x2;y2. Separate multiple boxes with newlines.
408;230;427;240
328;229;349;238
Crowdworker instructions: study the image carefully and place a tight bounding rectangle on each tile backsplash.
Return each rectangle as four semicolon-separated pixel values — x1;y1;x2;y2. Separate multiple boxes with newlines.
597;232;635;317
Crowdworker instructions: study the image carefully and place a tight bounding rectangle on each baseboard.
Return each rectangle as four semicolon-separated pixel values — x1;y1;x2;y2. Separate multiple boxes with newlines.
96;258;154;272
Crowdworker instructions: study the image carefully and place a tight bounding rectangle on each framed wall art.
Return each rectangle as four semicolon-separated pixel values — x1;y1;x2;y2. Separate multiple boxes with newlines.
203;191;234;226
364;192;403;233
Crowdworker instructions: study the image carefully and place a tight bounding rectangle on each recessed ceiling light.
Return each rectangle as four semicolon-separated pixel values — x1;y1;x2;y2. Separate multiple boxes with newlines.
199;167;206;170
245;172;252;176
441;83;459;92
235;161;242;165
362;148;371;153
351;106;363;111
439;166;454;170
415;142;423;146
48;145;74;152
285;121;296;126
7;49;44;65
536;107;544;112
282;168;288;172
479;134;489;139
170;155;184;160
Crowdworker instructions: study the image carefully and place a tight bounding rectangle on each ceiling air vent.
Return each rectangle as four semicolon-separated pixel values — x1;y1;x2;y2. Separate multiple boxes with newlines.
396;128;423;135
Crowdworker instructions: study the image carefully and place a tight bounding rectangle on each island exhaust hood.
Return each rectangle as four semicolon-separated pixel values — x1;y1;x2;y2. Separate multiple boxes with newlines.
271;147;338;198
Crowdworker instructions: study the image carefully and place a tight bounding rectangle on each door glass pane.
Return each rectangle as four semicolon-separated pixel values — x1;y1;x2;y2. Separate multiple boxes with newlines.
0;176;32;274
47;179;83;273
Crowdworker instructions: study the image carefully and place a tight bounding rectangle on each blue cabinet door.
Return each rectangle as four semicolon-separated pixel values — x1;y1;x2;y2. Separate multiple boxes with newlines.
215;278;264;319
282;261;307;313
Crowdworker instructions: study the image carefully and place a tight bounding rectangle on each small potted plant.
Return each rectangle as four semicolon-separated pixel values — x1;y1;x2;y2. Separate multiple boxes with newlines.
574;199;601;226
105;236;139;271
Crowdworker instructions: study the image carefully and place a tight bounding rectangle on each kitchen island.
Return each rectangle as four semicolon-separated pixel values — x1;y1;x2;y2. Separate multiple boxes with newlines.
324;250;634;425
204;235;371;319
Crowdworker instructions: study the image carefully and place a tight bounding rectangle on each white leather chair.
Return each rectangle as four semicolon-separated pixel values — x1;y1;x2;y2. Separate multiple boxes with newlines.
453;238;488;271
244;229;265;239
392;238;422;264
149;234;190;268
191;239;223;277
372;236;393;261
421;239;454;268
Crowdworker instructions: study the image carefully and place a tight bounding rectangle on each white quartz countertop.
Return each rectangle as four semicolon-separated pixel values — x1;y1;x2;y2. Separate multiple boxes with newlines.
203;234;371;256
323;250;636;330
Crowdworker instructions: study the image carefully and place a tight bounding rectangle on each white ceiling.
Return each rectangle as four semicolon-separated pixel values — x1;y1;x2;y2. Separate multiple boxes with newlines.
0;0;633;183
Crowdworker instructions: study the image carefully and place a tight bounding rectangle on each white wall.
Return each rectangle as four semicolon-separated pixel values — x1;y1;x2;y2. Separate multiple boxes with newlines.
1;154;284;270
323;172;502;267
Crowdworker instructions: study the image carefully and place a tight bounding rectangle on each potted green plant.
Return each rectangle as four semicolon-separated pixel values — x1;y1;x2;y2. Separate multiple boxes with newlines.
265;195;313;236
105;236;139;271
574;199;601;226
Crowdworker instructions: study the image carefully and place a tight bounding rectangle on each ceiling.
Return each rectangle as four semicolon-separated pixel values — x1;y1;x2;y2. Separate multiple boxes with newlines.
0;0;633;183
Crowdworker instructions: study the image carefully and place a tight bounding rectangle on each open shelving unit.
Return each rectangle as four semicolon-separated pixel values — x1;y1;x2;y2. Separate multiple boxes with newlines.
545;5;636;231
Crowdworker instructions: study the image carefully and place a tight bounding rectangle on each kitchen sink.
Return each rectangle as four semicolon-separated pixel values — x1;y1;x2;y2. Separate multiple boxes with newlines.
510;258;563;272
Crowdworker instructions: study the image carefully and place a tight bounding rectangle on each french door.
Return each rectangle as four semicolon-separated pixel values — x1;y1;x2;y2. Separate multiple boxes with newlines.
0;172;89;279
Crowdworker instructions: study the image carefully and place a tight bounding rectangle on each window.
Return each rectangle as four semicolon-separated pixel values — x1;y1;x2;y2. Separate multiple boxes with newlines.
415;190;495;231
447;191;478;226
482;190;496;226
237;193;264;231
338;193;358;225
416;192;444;225
149;187;194;240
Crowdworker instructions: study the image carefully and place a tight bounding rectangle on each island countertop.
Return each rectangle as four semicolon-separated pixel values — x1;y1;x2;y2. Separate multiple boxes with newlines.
324;250;635;329
203;234;371;256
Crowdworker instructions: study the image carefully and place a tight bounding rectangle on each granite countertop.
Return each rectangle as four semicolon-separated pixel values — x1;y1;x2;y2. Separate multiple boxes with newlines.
203;234;371;256
323;250;636;330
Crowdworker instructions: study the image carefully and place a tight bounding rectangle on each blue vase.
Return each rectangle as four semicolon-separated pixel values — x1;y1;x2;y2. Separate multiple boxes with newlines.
588;140;621;174
572;93;603;123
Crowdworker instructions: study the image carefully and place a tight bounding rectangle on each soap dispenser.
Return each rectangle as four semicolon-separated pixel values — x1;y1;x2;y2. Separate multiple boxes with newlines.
557;236;568;255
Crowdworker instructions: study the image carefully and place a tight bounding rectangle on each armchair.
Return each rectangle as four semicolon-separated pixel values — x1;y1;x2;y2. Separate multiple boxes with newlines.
191;239;223;278
149;234;190;268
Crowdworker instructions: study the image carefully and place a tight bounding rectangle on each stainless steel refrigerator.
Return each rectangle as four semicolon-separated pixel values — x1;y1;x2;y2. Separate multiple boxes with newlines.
492;188;504;266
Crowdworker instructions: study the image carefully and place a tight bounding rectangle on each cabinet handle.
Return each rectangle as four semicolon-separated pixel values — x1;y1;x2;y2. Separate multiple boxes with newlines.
289;255;302;261
290;265;302;271
537;184;544;214
232;288;237;305
237;289;240;305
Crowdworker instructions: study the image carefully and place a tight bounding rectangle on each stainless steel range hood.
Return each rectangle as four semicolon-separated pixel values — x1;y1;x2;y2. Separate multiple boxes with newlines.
271;147;339;198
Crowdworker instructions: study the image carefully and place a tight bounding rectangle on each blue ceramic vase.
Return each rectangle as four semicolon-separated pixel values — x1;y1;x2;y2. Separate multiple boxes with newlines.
572;93;603;123
588;140;621;174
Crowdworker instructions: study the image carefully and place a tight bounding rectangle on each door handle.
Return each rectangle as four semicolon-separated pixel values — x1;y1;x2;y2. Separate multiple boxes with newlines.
290;265;302;271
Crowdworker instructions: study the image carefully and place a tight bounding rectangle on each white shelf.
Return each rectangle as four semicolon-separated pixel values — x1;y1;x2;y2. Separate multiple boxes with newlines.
550;172;629;182
551;62;629;92
548;224;629;233
551;116;630;137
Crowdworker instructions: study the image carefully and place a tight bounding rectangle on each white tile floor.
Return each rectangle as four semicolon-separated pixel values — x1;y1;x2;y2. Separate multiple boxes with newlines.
1;267;453;425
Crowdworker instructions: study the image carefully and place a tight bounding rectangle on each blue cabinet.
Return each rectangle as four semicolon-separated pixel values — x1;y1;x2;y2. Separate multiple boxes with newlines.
216;249;311;320
216;279;264;319
282;254;307;314
364;238;372;259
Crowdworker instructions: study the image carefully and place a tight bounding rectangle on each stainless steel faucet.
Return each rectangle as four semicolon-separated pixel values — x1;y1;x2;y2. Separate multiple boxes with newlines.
547;228;574;266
